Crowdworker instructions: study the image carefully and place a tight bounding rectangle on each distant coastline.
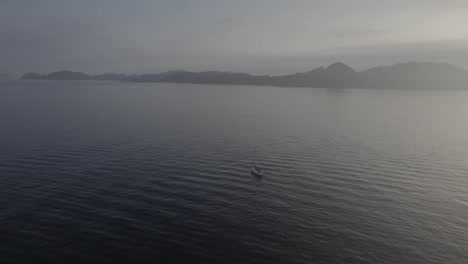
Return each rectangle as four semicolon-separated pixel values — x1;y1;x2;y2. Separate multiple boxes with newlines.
20;72;136;82
20;62;468;90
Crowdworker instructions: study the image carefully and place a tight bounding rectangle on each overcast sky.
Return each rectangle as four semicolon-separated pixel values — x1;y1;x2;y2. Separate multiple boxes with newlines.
1;0;468;75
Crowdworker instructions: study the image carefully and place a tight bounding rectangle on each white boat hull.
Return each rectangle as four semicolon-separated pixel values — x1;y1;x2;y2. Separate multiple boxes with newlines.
251;167;263;176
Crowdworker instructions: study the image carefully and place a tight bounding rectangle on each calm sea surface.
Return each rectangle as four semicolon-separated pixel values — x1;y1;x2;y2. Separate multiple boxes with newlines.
1;81;468;263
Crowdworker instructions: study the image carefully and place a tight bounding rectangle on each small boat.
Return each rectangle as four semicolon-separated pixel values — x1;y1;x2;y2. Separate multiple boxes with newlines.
250;147;263;177
251;165;263;176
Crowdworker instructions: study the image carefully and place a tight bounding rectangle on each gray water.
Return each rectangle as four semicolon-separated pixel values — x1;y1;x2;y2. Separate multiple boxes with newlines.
1;81;468;263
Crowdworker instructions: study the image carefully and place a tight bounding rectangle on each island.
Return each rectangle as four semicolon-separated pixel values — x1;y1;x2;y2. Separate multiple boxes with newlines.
20;62;468;90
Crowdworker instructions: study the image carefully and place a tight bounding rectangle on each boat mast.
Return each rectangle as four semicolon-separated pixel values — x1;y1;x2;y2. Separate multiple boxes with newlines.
251;146;257;166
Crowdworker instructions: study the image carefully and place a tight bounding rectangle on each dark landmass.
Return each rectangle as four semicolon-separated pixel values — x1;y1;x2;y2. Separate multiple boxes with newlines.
20;70;134;81
130;70;185;82
20;62;468;89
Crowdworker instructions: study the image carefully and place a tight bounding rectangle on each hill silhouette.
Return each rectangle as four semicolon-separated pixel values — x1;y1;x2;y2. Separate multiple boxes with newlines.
20;71;134;81
130;70;184;82
20;62;468;89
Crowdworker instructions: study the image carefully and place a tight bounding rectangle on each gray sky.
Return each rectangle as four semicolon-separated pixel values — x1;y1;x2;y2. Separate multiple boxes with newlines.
1;0;468;75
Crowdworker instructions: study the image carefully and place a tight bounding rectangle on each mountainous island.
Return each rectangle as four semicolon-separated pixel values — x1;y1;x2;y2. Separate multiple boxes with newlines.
20;62;468;89
20;71;135;81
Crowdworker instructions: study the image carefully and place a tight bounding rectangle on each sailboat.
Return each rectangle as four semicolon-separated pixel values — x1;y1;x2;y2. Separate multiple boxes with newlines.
251;147;263;176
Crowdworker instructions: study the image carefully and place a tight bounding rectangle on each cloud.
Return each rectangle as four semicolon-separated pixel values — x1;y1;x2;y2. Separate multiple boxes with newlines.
1;0;467;75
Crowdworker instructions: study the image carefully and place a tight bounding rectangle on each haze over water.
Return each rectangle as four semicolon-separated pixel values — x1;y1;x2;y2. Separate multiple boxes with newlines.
1;81;467;263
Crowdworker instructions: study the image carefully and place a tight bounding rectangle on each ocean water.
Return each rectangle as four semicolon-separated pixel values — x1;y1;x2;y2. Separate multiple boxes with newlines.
1;81;468;263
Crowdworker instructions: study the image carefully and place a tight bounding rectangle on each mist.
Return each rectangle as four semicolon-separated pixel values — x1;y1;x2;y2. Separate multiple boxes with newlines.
1;0;468;75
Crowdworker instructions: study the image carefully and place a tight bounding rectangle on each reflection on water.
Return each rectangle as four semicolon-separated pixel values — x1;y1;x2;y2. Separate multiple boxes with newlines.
1;81;468;263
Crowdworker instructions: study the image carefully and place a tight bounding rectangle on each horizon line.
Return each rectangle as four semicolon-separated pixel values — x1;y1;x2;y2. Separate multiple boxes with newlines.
18;60;467;77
